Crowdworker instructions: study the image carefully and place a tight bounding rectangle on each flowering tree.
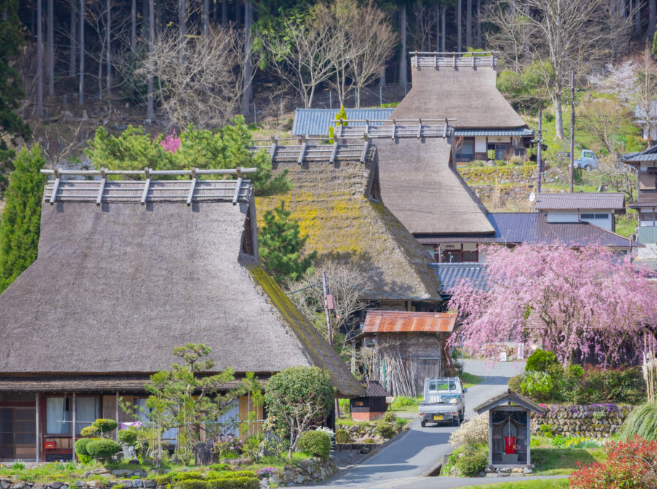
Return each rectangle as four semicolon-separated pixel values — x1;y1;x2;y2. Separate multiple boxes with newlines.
449;244;657;366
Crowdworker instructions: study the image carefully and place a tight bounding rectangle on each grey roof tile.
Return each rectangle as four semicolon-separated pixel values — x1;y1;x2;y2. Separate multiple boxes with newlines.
535;193;625;211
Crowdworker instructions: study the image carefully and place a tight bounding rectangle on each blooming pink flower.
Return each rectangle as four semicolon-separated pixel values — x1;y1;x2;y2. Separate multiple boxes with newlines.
161;130;181;153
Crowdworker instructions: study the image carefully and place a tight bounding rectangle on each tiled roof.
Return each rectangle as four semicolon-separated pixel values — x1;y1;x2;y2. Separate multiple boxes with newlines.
416;213;635;248
291;108;395;136
535;193;625;211
361;381;389;398
454;128;534;137
430;263;488;293
622;145;657;164
360;310;457;336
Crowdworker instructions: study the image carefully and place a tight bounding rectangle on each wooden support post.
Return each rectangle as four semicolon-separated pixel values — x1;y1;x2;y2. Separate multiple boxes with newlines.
443;118;448;138
50;176;60;205
391;119;396;140
360;138;370;163
187;168;197;206
232;178;243;205
115;392;120;441
141;168;151;205
434;53;437;68
36;393;41;463
417;119;422;139
453;53;457;68
298;142;307;164
365;119;370;137
72;393;76;462
96;169;106;206
472;55;476;68
269;141;277;163
330;142;339;164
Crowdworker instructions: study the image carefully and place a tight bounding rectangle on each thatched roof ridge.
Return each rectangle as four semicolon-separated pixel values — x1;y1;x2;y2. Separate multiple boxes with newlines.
390;66;527;129
0;188;364;397
374;138;494;235
255;154;440;300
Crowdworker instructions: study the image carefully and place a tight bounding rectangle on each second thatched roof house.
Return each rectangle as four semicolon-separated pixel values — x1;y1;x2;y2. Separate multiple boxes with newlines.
0;169;363;463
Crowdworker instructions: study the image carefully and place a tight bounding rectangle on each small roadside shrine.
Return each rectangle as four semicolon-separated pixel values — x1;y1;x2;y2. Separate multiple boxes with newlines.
473;389;546;468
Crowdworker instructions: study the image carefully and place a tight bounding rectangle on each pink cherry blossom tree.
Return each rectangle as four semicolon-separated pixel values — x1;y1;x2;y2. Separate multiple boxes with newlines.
160;130;181;153
449;244;657;366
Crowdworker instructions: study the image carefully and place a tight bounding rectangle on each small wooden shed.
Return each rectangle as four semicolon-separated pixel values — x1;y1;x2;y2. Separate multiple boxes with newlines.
474;389;546;468
350;381;389;421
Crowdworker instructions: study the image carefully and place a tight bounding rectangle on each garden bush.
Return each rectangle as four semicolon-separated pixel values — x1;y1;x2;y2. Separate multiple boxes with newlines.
85;438;121;461
508;374;523;393
335;429;350;444
382;411;397;423
74;438;94;464
449;413;488;448
520;371;556;402
298;430;331;460
570;436;657;488
375;423;395;439
620;402;657;441
455;448;488;477
117;429;138;446
525;349;560;374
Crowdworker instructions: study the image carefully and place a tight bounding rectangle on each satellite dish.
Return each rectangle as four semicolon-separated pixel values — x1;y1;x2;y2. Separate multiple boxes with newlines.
529;193;535;202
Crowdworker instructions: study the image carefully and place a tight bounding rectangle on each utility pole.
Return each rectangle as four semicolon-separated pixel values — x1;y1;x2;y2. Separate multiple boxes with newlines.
322;271;340;423
570;70;575;193
537;109;543;194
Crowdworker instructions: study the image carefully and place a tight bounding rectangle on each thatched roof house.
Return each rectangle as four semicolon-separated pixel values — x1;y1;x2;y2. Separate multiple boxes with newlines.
0;169;364;462
252;140;440;302
390;52;532;162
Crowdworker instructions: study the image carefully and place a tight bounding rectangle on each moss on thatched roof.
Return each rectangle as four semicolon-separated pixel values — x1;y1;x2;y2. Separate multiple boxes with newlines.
256;157;440;300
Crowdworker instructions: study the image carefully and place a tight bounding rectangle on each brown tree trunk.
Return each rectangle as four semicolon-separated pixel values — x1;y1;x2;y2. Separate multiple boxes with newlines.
147;0;154;121
79;0;84;105
47;0;54;95
466;0;472;48
37;0;44;117
241;0;252;116
222;0;227;25
204;0;209;36
400;3;407;88
457;0;462;52
650;0;656;39
131;0;136;55
69;0;76;78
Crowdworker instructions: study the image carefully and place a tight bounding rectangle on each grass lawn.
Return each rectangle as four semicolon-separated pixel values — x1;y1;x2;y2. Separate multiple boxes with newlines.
460;373;483;389
532;447;605;475
456;480;569;489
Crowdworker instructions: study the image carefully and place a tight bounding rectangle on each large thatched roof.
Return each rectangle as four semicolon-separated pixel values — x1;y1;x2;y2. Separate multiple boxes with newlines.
254;143;440;300
0;176;364;397
391;57;527;129
374;137;494;235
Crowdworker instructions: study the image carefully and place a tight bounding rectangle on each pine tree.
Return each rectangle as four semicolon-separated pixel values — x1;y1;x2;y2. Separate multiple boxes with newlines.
0;0;31;192
0;145;47;293
258;201;316;283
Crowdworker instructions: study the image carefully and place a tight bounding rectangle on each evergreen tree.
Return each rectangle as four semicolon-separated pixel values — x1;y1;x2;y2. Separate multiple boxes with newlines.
259;201;316;283
0;0;31;192
0;145;47;293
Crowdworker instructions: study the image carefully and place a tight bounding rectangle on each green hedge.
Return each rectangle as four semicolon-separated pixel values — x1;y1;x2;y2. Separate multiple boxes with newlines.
298;430;331;460
459;165;535;185
175;472;259;489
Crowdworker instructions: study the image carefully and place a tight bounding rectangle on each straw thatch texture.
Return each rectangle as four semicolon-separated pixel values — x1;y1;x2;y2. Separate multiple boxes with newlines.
374;138;494;234
0;192;363;397
390;66;527;129
256;159;439;300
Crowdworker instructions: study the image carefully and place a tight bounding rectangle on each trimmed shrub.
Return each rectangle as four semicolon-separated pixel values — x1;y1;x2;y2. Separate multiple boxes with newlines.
208;464;230;472
85;438;121;461
508;374;523;393
117;429;138;446
448;413;488;448
298;430;331;460
382;411;397;423
375;423;395;439
335;429;350;444
74;438;94;463
172;472;205;481
93;419;118;434
620;402;657;441
177;481;207;489
456;448;488;477
570;436;657;488
520;371;556;402
80;426;99;437
525;349;560;373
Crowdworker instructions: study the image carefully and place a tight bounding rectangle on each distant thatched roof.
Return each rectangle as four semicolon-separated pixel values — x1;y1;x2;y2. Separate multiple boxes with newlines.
255;145;440;301
374;137;494;235
0;178;364;397
390;61;527;129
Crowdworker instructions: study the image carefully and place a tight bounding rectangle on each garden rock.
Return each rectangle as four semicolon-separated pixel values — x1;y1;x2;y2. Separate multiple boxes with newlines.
111;471;132;477
523;468;533;474
143;481;156;488
75;482;85;488
128;460;140;465
193;442;214;466
51;483;65;488
132;480;143;488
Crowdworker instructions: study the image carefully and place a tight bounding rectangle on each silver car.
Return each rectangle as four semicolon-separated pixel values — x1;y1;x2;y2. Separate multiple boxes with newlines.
574;150;599;171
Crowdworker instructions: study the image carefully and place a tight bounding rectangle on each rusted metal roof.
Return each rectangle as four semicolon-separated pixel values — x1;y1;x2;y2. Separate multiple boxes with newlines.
360;310;457;337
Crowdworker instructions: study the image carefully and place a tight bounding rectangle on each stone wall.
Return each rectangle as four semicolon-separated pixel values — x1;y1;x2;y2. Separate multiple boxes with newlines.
530;404;634;438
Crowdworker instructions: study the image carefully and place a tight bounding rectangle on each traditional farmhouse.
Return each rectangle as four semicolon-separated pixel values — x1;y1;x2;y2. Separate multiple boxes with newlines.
292;108;395;138
355;310;457;397
252;137;441;309
622;146;657;268
390;52;533;162
0;169;363;463
635;103;657;141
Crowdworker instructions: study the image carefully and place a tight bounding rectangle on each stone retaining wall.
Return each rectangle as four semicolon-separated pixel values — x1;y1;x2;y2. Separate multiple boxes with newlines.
530;404;634;438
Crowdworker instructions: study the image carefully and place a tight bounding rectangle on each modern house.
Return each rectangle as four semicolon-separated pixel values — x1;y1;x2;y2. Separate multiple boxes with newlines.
0;169;363;463
355;310;457;396
390;52;533;162
622;146;657;266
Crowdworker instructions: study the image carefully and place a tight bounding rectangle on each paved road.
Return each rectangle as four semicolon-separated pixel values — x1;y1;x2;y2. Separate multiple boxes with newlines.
311;376;513;489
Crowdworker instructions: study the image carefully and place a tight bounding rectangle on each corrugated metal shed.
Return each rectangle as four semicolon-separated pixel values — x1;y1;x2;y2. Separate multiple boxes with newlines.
453;128;534;137
416;213;635;248
430;263;488;293
291;108;395;136
535;193;625;211
360;310;457;337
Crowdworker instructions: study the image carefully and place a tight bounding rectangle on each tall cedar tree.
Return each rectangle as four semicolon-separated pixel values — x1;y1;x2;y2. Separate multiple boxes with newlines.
259;201;316;283
0;0;31;192
0;145;47;292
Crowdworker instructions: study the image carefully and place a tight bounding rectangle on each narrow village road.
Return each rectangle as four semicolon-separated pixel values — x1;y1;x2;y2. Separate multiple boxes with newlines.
310;373;515;489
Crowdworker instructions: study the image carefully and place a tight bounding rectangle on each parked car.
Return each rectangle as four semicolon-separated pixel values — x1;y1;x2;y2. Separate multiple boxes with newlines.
574;150;600;171
418;377;466;427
